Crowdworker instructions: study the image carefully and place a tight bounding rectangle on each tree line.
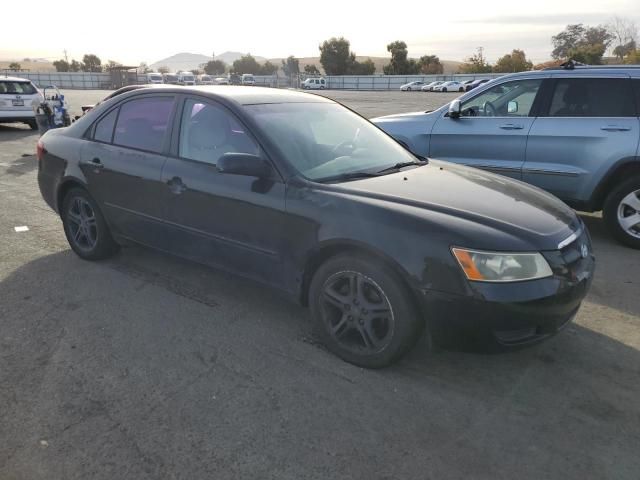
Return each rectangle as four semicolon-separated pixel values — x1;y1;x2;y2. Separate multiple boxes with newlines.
51;18;639;78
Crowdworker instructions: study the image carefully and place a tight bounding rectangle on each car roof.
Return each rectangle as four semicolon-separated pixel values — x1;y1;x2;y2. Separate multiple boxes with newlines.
124;85;333;105
0;75;34;82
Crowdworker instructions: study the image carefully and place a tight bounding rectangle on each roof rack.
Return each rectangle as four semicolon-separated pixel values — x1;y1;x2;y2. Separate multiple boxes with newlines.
544;59;640;70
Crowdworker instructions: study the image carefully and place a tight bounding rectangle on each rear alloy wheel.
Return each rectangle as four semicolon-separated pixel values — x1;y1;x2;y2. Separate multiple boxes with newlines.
603;176;640;249
309;254;425;368
62;188;119;260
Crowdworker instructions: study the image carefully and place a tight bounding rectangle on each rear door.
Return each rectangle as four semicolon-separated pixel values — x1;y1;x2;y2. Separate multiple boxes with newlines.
81;94;177;248
524;75;640;205
429;77;545;180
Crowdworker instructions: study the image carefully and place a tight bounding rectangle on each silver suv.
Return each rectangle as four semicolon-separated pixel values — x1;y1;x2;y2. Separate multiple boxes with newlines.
374;65;640;248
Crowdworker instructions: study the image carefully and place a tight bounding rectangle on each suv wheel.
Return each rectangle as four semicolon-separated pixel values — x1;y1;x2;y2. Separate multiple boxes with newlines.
603;176;640;249
26;119;38;130
61;188;120;260
309;254;425;368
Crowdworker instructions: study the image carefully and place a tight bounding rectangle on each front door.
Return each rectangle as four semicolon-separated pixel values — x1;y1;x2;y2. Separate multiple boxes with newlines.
160;97;287;286
429;77;545;180
80;94;176;248
524;76;640;205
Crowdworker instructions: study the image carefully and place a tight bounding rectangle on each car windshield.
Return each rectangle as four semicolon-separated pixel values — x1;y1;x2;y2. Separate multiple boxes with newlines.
246;102;418;182
0;81;37;95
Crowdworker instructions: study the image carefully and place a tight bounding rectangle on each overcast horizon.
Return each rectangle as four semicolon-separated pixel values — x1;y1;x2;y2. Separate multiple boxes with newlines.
2;0;639;65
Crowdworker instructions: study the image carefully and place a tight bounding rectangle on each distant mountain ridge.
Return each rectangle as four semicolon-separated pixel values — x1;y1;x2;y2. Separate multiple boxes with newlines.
150;51;266;71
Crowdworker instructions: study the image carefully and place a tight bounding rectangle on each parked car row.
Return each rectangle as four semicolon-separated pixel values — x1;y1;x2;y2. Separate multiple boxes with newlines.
146;72;255;86
401;79;491;92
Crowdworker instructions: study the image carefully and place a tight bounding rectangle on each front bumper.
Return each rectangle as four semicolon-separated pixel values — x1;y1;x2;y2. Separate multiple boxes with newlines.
419;233;595;352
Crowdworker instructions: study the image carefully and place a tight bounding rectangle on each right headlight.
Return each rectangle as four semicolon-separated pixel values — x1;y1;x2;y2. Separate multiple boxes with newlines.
451;248;553;282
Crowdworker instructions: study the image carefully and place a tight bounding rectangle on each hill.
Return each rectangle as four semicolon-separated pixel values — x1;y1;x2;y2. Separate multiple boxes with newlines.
150;51;266;72
0;59;55;73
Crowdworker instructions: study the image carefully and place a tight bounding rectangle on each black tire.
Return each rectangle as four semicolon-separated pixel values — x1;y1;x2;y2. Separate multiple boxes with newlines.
603;176;640;249
442;88;447;92
459;87;464;92
407;87;412;91
61;188;120;260
26;119;38;130
309;254;425;368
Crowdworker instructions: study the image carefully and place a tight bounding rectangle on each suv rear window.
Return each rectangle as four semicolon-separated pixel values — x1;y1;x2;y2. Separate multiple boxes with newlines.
0;81;37;95
548;78;635;117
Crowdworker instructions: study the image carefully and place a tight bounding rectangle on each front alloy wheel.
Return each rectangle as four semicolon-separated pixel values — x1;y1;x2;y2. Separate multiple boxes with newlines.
309;254;425;368
320;271;395;354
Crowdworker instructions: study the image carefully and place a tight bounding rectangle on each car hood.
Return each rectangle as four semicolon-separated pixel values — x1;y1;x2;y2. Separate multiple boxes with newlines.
330;160;579;250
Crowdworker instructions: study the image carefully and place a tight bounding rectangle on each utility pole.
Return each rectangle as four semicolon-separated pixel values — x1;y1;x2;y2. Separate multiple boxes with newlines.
64;49;68;62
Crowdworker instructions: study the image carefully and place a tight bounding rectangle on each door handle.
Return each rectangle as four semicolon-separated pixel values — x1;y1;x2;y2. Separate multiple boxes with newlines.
80;157;104;170
498;124;524;130
600;125;631;132
167;176;187;194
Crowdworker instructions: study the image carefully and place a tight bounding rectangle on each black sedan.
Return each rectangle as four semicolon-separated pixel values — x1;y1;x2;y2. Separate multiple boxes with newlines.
37;86;595;368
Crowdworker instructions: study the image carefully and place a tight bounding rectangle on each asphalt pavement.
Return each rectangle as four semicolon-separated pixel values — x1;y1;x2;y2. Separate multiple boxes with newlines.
0;89;639;480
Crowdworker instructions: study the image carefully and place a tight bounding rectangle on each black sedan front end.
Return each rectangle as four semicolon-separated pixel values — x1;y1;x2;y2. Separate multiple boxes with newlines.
420;227;594;351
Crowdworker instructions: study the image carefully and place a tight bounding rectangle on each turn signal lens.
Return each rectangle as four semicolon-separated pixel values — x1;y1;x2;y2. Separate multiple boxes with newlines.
452;248;553;283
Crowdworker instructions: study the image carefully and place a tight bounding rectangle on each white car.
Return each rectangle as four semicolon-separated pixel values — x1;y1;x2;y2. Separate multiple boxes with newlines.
0;76;43;130
433;81;466;92
146;72;164;84
400;81;425;91
301;77;327;90
241;74;255;86
420;81;444;92
197;74;214;85
214;77;230;85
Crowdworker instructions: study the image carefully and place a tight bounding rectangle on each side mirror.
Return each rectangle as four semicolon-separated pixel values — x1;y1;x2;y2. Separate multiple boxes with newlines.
448;99;462;119
507;101;518;114
217;153;271;177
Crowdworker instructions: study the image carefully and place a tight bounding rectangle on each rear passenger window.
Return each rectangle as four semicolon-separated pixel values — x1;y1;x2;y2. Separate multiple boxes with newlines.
633;79;640;116
93;109;118;143
113;96;174;153
548;78;635;117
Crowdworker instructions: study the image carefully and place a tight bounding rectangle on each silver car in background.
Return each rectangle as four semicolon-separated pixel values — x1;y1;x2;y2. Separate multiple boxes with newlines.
374;66;640;249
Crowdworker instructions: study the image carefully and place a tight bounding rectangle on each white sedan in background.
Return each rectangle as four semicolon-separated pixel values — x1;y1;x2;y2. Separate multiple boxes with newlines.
399;81;425;91
420;81;444;92
433;81;466;92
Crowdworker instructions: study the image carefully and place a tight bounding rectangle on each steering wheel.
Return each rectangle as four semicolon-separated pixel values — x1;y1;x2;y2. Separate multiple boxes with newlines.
331;128;361;158
331;140;356;157
483;101;497;117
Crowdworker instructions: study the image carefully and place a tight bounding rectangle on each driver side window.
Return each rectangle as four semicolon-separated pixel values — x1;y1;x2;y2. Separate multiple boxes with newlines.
461;79;542;117
178;99;259;165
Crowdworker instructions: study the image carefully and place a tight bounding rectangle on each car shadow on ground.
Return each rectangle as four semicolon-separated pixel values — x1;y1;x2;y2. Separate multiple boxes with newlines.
1;247;639;478
0;123;38;139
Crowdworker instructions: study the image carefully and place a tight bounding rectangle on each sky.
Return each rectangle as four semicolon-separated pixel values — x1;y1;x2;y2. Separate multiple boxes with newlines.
1;0;639;65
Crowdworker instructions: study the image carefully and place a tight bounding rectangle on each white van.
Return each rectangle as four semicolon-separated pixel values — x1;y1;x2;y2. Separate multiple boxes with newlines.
197;74;214;85
163;73;179;85
241;74;255;86
146;72;164;84
301;77;326;90
177;72;196;86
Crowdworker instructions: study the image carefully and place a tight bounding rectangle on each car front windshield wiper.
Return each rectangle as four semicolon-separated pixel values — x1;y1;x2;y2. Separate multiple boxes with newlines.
376;160;427;174
315;171;382;183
